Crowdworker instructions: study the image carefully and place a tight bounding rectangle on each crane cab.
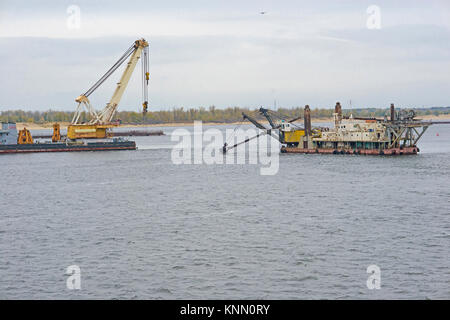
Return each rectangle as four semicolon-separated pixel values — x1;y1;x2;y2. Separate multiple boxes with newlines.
280;122;292;132
67;124;115;140
279;123;305;147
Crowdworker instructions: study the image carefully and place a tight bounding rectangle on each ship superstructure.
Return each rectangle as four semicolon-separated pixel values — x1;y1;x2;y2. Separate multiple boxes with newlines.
282;103;430;155
0;122;18;145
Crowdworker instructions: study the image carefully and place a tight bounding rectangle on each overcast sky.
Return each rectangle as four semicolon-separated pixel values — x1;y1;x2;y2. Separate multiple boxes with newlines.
0;0;449;111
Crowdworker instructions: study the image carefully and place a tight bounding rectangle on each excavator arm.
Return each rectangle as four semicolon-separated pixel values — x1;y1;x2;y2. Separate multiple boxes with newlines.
258;107;279;129
223;111;280;153
242;111;267;131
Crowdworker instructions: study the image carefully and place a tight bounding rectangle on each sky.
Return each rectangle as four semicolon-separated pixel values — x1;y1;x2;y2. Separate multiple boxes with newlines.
0;0;449;112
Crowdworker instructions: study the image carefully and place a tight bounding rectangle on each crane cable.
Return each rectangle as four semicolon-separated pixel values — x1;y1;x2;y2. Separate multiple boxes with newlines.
141;50;145;110
265;109;304;129
83;43;136;98
142;46;149;114
223;109;269;153
223;110;257;147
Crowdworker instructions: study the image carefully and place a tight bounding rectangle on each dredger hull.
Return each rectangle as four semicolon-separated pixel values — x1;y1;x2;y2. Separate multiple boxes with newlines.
281;146;419;155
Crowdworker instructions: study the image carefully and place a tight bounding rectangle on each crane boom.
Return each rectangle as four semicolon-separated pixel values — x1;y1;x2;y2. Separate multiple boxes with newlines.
72;38;149;126
68;38;149;140
97;39;148;123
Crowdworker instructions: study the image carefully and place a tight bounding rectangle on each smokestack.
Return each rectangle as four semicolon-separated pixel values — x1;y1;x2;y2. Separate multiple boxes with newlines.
334;102;342;124
304;105;312;136
390;103;395;121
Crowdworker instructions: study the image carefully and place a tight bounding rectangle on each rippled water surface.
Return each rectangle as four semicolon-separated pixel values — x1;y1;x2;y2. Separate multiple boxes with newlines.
0;124;449;299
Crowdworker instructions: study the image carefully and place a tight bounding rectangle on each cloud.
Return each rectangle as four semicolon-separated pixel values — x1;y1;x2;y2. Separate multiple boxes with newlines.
0;1;449;111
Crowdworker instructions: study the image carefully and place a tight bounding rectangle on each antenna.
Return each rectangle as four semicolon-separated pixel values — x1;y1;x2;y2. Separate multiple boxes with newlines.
348;99;354;118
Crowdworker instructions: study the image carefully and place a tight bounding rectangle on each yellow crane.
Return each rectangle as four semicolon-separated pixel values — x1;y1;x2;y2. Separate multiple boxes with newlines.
68;38;149;140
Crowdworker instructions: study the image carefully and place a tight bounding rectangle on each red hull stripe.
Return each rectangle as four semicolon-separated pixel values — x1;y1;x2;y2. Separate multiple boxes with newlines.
0;146;136;154
281;147;418;155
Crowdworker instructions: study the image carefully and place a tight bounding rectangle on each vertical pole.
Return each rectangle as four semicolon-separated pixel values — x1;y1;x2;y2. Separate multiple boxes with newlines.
304;105;312;149
304;105;311;136
390;103;395;122
334;102;342;125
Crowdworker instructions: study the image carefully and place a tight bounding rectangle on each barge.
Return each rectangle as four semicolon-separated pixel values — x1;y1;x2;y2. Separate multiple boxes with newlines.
224;103;434;156
0;122;136;154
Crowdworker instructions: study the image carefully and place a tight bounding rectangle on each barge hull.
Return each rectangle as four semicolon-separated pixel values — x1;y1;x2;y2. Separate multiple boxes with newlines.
0;141;136;154
281;146;418;155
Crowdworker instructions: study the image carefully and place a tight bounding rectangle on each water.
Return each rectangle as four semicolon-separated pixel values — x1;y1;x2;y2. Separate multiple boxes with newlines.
0;124;449;299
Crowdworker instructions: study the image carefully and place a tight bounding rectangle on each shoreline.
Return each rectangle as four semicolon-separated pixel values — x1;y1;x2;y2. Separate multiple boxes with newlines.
15;114;450;131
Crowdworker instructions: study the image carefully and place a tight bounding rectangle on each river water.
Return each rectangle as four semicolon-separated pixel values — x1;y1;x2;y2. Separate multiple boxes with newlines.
0;123;449;299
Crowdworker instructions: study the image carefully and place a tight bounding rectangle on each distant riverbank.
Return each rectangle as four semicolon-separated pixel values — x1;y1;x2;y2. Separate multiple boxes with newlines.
15;114;450;130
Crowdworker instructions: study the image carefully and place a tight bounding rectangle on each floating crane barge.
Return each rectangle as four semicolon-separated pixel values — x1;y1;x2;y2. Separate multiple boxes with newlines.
224;103;445;156
0;38;152;155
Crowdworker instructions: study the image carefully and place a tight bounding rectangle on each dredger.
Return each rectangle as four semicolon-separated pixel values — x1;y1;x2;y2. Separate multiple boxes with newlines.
224;103;448;155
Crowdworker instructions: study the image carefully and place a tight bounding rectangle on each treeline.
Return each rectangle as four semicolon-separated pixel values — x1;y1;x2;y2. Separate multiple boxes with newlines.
1;106;449;124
